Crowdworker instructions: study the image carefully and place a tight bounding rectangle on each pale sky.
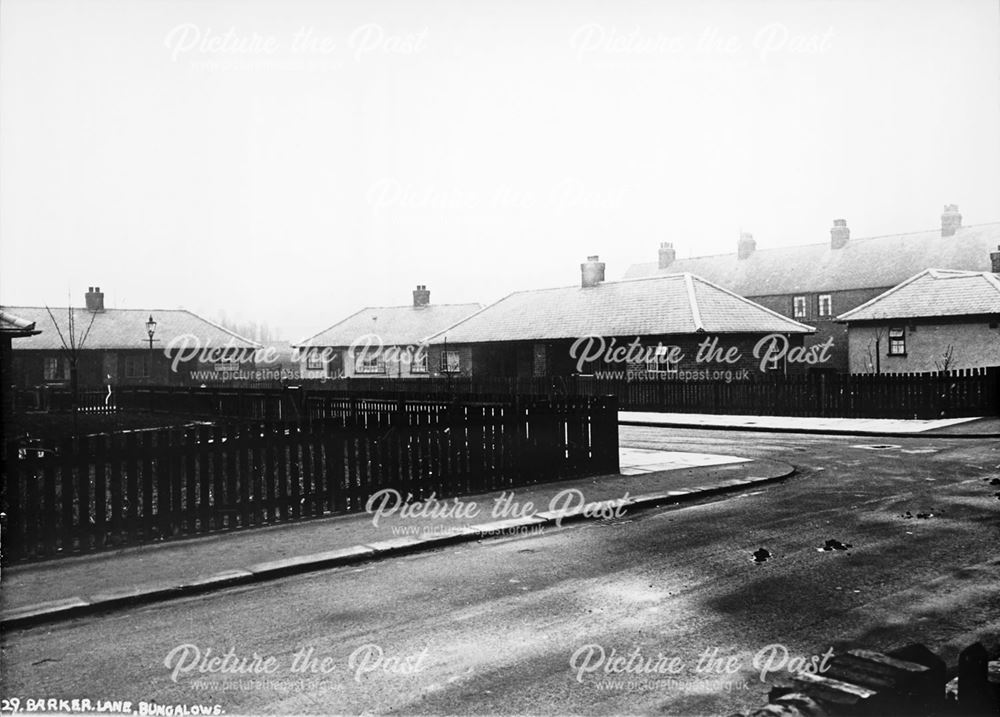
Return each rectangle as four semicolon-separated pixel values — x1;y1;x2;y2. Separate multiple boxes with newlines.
2;0;999;341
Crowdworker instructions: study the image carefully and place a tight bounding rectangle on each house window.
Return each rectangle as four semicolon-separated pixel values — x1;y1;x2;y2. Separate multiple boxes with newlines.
410;348;428;373
355;351;385;374
888;328;906;355
440;350;460;374
817;294;832;317
124;354;150;378
43;357;69;381
306;352;324;371
792;296;807;319
645;346;678;378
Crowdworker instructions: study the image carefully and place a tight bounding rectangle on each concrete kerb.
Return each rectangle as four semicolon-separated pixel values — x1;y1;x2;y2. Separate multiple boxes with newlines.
0;461;795;631
618;418;1000;439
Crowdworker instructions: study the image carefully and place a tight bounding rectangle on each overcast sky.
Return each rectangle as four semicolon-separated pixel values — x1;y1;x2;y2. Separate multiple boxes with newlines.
2;0;999;341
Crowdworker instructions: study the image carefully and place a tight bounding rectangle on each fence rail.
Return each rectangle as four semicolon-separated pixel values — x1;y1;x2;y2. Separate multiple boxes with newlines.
3;395;619;562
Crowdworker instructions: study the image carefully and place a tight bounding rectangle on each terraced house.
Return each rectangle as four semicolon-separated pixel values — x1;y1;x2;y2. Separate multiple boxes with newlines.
425;256;816;378
623;205;1000;372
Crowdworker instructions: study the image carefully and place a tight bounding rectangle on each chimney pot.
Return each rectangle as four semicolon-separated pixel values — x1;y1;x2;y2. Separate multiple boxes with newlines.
581;255;606;288
412;285;430;307
830;219;850;249
738;232;756;260
941;204;962;236
85;286;105;312
658;242;676;270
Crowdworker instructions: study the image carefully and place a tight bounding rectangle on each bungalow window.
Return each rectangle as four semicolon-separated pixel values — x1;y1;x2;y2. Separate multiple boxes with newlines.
792;296;807;319
817;294;833;317
888;328;906;355
411;348;428;373
306;352;324;371
43;357;69;381
125;354;150;378
645;346;678;378
355;352;385;374
440;350;460;374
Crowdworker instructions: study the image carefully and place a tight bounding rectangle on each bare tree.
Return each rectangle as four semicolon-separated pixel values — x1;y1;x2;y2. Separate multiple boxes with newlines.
44;304;98;417
934;344;956;372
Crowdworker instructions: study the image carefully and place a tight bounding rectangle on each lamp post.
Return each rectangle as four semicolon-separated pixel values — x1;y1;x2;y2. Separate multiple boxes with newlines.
145;314;157;351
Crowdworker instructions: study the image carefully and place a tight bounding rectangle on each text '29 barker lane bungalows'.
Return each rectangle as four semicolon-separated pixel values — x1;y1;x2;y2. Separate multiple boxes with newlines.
837;262;1000;374
623;205;1000;372
295;285;481;379
424;256;815;379
4;287;261;393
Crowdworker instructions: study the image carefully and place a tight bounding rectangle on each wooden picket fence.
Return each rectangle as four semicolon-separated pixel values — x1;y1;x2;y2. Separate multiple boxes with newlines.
2;395;619;562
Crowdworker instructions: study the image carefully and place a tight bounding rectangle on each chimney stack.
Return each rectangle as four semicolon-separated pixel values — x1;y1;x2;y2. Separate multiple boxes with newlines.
581;255;606;288
830;219;849;250
85;286;105;312
658;242;676;270
941;204;962;237
991;245;1000;274
737;232;756;260
412;284;430;307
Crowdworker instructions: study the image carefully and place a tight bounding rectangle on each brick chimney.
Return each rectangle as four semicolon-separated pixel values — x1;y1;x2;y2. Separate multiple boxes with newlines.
85;286;105;312
658;242;676;270
991;245;1000;274
830;219;849;250
412;284;430;307
581;255;606;288
737;232;756;260
941;204;962;237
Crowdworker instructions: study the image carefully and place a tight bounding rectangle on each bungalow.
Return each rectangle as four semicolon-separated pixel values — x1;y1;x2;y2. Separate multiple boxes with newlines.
5;287;260;393
2;309;42;429
295;285;480;379
837;262;1000;374
424;257;817;379
624;205;1000;372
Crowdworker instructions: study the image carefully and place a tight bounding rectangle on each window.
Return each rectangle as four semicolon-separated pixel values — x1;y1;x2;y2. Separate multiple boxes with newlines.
763;353;783;373
43;357;69;381
440;350;460;373
355;351;385;374
792;296;807;319
888;328;906;355
306;352;325;371
410;348;428;373
645;346;678;378
125;354;150;378
817;294;832;317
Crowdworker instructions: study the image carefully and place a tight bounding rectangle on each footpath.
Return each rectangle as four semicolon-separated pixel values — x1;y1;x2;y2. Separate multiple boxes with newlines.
619;412;1000;437
0;448;793;629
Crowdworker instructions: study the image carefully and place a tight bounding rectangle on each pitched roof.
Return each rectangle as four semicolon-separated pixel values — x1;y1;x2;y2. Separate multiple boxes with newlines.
623;223;1000;295
296;304;482;348
427;273;814;344
4;306;260;350
836;270;1000;322
0;309;41;337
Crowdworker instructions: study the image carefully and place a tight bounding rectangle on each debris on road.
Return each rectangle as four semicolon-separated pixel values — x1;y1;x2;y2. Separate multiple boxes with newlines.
820;539;853;551
751;548;771;564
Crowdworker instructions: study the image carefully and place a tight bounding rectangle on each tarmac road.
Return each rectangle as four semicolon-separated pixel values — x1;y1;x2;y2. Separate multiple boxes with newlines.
2;427;999;716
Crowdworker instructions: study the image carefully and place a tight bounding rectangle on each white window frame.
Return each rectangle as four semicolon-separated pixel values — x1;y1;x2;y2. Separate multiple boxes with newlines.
43;357;69;381
306;352;325;371
355;351;385;374
792;296;807;319
410;349;428;374
888;327;906;356
817;294;832;318
645;346;678;378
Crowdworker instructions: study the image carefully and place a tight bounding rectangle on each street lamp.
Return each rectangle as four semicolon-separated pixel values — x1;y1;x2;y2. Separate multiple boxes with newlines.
146;314;157;350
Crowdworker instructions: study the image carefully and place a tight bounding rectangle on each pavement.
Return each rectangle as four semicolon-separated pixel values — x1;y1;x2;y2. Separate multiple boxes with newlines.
619;411;1000;437
0;447;794;629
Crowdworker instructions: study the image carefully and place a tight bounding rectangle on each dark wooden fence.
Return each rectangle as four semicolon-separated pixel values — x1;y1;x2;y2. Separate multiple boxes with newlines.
2;395;619;562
